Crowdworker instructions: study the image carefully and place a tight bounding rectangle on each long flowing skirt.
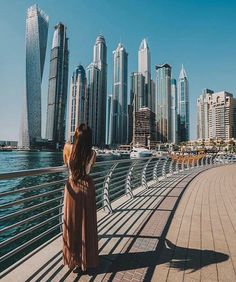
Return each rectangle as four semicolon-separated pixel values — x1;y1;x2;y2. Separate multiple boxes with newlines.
63;176;98;271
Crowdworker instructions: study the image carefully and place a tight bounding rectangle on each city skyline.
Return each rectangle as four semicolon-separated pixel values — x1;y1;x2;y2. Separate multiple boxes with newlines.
1;0;236;141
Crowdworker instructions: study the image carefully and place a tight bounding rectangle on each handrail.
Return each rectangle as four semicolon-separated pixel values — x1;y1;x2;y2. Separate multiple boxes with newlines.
0;153;233;272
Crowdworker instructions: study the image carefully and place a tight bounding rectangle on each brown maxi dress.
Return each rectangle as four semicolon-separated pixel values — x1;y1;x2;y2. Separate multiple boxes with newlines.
63;145;98;271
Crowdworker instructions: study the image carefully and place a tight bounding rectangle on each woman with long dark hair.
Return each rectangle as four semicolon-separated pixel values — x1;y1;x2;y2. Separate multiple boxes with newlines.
63;124;98;272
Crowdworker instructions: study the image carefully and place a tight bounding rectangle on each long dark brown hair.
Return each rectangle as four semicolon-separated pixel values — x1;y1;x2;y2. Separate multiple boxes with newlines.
69;124;93;182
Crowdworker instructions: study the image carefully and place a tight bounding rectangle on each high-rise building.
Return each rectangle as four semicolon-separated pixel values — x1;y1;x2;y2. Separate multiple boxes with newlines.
130;72;145;111
67;65;87;143
197;89;214;139
19;5;49;148
171;79;178;144
106;95;112;145
209;91;236;140
138;39;151;107
46;23;69;148
155;64;172;143
177;65;189;142
109;43;128;145
150;79;155;113
86;63;101;145
93;35;107;146
133;107;156;148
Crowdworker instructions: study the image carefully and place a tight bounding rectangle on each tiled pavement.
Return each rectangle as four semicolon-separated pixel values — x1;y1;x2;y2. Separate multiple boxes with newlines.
2;164;236;281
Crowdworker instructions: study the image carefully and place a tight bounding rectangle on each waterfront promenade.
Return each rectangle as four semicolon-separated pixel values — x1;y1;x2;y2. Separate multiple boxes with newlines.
1;164;236;281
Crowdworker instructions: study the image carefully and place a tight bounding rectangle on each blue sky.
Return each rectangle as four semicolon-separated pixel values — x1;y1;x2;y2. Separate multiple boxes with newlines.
0;0;236;141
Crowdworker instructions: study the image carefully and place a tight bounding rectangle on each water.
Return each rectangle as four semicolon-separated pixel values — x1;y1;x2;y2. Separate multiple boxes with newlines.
0;151;130;271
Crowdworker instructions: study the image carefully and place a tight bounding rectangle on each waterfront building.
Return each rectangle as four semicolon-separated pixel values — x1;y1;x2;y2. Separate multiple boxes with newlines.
106;95;112;145
133;107;156;148
86;63;101;145
130;72;145;112
67;65;87;143
177;65;189;142
171;79;178;144
138;39;151;107
46;23;69;148
128;104;134;144
155;64;172;143
93;35;107;146
150;79;155;113
197;88;214;139
19;4;49;148
109;43;128;145
209;91;236;140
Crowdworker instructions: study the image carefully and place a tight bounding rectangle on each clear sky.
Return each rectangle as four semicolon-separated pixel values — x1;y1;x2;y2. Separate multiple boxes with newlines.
0;0;236;141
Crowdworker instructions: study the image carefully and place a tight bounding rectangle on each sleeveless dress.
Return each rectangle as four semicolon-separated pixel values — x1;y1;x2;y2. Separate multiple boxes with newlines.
62;150;98;271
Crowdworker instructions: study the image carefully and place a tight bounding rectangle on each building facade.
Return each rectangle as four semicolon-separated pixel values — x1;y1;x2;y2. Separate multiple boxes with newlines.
197;88;214;139
171;79;178;144
86;63;101;145
93;35;107;146
19;4;49;148
209;91;236;140
46;23;69;148
133;107;156;148
67;65;87;143
155;64;172;143
138;39;151;108
177;65;189;142
109;43;128;145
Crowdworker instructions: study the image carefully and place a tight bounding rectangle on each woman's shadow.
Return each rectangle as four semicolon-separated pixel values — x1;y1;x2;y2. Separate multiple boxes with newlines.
86;238;229;278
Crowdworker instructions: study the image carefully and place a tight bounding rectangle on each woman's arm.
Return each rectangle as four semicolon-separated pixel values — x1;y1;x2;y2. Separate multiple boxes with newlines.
63;143;70;166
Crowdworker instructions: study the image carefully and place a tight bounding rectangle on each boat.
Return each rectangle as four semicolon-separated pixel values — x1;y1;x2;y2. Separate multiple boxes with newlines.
111;150;121;157
130;147;152;159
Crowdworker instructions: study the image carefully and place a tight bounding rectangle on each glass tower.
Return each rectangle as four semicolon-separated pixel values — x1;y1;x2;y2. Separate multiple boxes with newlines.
155;64;172;143
138;39;151;108
46;23;69;148
171;79;178;144
19;5;49;148
93;35;107;146
68;65;86;143
109;43;128;145
177;65;189;142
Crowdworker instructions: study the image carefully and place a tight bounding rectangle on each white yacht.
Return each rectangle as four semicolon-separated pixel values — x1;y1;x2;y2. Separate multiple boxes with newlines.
130;147;152;159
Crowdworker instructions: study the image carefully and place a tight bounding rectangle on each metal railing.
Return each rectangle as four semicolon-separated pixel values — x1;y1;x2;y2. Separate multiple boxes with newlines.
0;153;233;271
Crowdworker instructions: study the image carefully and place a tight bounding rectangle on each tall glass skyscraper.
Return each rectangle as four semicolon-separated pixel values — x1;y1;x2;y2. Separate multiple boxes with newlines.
46;23;69;148
68;65;86;143
19;5;49;148
109;43;128;145
138;39;151;108
86;63;101;145
155;64;172;143
171;79;178;144
93;35;107;146
177;65;189;142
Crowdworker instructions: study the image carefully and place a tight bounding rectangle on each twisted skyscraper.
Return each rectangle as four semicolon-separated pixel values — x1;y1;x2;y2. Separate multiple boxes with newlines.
46;23;69;149
19;5;49;148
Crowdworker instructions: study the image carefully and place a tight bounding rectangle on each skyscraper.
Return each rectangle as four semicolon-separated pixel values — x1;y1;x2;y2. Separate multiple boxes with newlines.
177;65;189;142
109;43;128;145
93;35;107;146
197;88;214;139
130;72;145;111
155;64;172;143
197;91;236;141
19;4;49;148
106;95;112;144
68;65;87;143
171;79;178;144
138;39;151;107
86;63;101;145
46;23;69;148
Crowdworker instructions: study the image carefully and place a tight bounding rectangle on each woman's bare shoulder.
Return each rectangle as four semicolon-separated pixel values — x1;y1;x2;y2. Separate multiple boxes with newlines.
64;143;72;153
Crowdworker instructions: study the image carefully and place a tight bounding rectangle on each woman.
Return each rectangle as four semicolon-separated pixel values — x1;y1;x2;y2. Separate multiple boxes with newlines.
63;124;98;273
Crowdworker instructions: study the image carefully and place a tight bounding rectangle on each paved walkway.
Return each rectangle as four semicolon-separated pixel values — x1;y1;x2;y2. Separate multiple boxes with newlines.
2;165;236;281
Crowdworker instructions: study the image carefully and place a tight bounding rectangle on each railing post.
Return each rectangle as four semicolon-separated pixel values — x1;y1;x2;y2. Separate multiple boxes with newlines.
181;159;185;171
103;163;118;213
162;158;168;178
153;158;161;181
175;159;179;173
187;158;190;170
125;161;137;197
142;158;152;188
169;159;174;175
